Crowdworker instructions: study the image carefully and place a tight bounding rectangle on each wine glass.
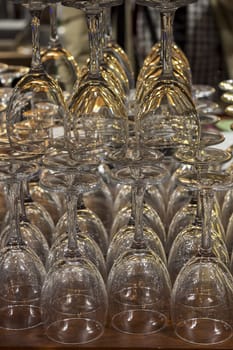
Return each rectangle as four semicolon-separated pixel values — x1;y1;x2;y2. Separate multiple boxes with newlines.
82;178;114;235
54;204;109;257
136;0;200;150
171;166;233;345
107;160;171;335
0;154;46;330
29;180;64;225
167;193;224;255
167;187;229;284
40;150;108;344
101;6;134;90
6;0;69;160
136;42;192;104
111;192;166;247
61;0;128;164
41;2;79;93
167;146;231;225
69;1;129;105
113;182;166;225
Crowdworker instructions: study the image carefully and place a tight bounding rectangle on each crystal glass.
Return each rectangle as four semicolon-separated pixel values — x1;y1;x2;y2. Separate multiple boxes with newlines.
41;2;79;93
0;155;46;330
6;0;69;160
40;150;108;344
108;161;171;334
61;0;128;163
137;3;200;149
171;167;233;345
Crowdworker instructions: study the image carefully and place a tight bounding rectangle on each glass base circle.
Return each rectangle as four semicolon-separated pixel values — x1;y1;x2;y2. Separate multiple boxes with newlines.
0;305;41;330
112;309;167;335
45;318;104;344
175;318;233;345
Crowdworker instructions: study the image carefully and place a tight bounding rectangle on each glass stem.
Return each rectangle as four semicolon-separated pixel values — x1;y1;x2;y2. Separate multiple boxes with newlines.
86;8;101;78
131;179;146;249
8;180;23;246
19;180;29;223
201;188;214;253
66;190;79;256
30;9;43;71
49;4;61;49
160;10;175;77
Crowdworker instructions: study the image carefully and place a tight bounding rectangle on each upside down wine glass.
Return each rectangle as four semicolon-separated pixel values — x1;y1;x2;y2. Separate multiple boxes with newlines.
107;151;171;334
166;145;231;253
107;151;167;273
136;0;200;149
102;5;134;89
171;166;233;345
136;17;192;103
62;0;128;163
41;2;79;93
40;152;108;344
0;155;45;330
6;0;68;160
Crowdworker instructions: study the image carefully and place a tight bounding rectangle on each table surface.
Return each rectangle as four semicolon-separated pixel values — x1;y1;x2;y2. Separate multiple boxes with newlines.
0;324;233;350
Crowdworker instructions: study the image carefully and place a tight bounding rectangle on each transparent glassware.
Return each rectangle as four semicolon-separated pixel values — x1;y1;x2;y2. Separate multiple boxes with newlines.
29;181;64;225
54;204;109;257
68;1;129;105
4;178;56;248
167;193;224;254
0;157;46;330
41;2;79;93
111;193;166;247
6;1;69;160
171;167;233;345
61;0;128;163
136;41;192;104
40;150;108;344
40;146;107;344
113;183;166;226
107;224;167;273
221;188;233;233
137;6;200;149
82;179;114;235
102;6;134;90
168;224;229;285
107;157;171;334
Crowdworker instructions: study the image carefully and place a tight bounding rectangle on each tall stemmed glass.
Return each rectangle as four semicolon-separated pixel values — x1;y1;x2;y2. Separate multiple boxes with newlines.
107;150;167;273
136;8;192;105
171;167;233;345
107;151;171;334
62;0;128;164
41;2;79;93
0;152;46;330
166;144;230;251
101;5;134;90
6;0;69;159
136;0;200;149
40;153;108;344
